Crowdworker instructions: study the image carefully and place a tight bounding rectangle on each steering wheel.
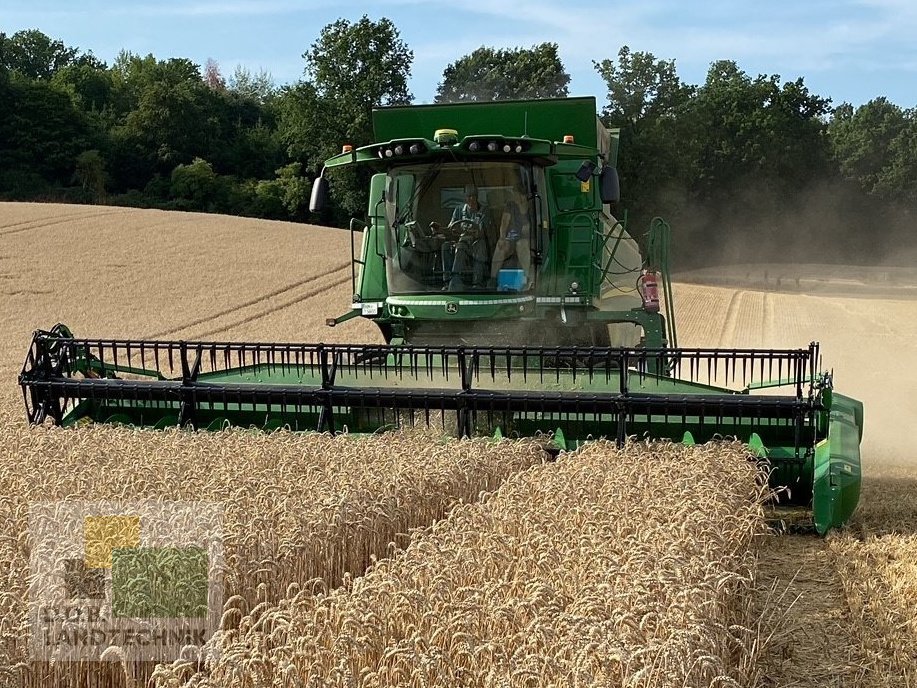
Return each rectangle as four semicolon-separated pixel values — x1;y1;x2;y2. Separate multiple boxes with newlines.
446;217;482;237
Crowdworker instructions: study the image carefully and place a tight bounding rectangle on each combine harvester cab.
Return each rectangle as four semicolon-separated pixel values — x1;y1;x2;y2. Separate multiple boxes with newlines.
18;97;863;533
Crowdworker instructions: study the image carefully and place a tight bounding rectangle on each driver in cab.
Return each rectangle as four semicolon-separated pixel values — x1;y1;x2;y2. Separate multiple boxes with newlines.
430;186;489;290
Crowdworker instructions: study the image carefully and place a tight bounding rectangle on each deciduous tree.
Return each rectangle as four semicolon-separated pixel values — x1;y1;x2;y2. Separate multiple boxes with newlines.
279;15;413;220
594;46;695;230
52;63;114;113
1;29;79;80
829;98;910;199
73;149;107;202
436;43;570;103
689;61;831;198
0;78;93;181
228;65;276;104
204;58;226;91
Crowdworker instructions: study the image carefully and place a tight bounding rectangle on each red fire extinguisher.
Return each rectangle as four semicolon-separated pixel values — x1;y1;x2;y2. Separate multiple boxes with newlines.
637;269;660;313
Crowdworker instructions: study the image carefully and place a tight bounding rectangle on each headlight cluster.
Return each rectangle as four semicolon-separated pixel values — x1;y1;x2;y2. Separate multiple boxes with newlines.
376;141;427;159
465;138;531;154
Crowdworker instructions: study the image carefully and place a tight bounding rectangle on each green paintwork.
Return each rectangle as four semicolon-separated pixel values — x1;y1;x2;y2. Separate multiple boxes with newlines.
63;354;806;435
745;378;806;391
748;433;767;458
386;294;536;320
373;97;603;149
812;393;863;534
355;174;389;302
315;99;862;533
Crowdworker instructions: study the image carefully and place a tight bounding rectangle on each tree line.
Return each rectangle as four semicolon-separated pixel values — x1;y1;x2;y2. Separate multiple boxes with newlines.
1;20;915;266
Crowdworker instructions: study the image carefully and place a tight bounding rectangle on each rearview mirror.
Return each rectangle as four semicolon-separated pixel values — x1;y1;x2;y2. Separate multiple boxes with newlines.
599;167;620;204
309;176;328;213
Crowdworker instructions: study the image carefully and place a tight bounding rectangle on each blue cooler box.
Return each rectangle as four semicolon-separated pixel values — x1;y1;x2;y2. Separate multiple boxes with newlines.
497;269;526;291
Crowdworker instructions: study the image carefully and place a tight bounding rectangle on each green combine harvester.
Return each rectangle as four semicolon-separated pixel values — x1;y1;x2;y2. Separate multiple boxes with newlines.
19;97;862;533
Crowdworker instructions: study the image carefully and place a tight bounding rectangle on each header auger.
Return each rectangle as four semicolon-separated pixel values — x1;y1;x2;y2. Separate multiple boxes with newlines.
18;97;862;532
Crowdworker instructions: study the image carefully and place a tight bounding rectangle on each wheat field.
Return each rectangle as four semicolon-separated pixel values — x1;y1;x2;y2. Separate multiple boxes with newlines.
151;441;769;688
2;202;916;686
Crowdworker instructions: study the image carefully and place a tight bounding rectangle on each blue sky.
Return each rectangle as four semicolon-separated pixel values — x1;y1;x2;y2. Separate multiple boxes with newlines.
3;0;916;107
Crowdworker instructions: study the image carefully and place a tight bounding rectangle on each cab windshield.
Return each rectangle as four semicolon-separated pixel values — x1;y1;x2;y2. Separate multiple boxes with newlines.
384;162;541;294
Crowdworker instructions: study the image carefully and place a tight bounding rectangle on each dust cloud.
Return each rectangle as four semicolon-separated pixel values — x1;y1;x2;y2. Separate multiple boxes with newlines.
673;274;917;472
656;173;917;469
656;179;917;273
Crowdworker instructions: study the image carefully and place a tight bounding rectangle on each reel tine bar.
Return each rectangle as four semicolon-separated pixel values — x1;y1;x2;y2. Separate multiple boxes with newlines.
19;331;819;448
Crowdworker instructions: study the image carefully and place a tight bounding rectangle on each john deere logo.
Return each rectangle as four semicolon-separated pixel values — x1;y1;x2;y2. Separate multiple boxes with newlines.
445;302;458;314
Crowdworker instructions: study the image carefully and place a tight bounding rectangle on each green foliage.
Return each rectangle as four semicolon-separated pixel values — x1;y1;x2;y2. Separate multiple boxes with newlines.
689;61;831;198
0;170;51;200
228;65;276;104
1;22;915;263
72;149;107;202
170;157;218;209
277;82;366;220
279;15;413;221
249;179;286;218
594;47;695;230
880;119;917;204
273;162;312;217
215;102;285;179
144;174;171;200
117;57;217;167
0;33;9;74
304;15;412;109
0;76;95;183
0;33;291;216
52;63;114;112
276;82;323;162
101;52;286;189
298;15;413;151
239;163;313;219
596;47;841;266
828;98;917;203
163;158;310;219
595;47;692;123
435;43;570;103
1;29;79;80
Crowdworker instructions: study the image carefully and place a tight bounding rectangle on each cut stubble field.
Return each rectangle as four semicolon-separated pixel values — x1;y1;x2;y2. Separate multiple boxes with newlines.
2;203;916;687
675;273;917;686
